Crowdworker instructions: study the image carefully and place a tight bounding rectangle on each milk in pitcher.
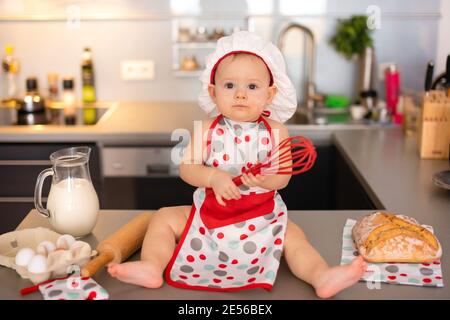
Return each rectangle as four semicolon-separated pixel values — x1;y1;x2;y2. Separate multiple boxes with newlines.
46;177;99;237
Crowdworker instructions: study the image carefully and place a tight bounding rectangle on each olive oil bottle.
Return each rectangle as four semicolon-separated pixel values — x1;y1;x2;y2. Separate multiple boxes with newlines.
81;47;97;124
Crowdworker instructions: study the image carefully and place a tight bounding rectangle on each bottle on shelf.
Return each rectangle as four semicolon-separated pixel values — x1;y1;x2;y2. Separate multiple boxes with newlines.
62;77;77;125
81;47;97;124
47;72;59;102
17;77;47;125
1;44;20;103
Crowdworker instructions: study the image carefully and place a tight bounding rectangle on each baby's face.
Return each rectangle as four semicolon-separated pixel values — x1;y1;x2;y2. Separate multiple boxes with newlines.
208;54;277;122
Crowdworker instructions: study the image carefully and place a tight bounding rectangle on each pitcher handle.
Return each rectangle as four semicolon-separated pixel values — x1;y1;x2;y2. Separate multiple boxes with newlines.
34;168;53;218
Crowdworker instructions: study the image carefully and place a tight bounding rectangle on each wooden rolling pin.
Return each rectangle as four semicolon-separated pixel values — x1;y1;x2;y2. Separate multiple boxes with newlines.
81;212;151;277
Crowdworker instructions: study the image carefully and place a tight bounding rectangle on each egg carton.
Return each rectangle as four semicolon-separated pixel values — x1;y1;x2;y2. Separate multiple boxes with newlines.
0;227;97;284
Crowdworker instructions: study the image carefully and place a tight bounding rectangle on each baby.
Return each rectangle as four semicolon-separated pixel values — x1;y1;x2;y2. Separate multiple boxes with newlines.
108;31;366;298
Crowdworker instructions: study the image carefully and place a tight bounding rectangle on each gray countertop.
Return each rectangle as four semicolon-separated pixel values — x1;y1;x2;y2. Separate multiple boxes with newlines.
1;209;448;300
0;103;449;299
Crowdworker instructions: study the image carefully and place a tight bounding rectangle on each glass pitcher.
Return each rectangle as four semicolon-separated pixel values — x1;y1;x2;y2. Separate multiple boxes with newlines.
34;146;99;237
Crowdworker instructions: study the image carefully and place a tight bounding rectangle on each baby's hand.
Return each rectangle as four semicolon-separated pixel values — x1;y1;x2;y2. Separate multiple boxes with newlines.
240;172;267;188
209;170;241;206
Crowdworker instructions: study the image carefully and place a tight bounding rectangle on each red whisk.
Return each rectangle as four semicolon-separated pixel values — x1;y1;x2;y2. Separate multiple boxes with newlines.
232;135;317;186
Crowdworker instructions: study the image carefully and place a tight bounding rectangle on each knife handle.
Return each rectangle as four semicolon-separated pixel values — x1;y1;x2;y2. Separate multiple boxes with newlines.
425;60;434;92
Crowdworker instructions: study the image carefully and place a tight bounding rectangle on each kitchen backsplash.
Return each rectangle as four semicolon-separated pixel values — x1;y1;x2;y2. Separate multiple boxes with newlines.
0;0;444;103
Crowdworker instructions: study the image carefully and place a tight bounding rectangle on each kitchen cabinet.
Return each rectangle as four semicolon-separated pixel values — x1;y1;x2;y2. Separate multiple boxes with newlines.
279;144;377;210
0;143;101;233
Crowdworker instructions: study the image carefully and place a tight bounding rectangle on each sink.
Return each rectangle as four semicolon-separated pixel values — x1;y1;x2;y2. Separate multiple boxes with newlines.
0;101;114;126
286;107;352;125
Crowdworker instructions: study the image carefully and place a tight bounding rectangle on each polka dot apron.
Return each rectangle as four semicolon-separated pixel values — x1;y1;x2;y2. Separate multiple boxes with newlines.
165;114;288;291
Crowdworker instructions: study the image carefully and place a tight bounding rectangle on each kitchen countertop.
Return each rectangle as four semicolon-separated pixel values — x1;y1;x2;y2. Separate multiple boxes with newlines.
0;101;449;299
0;208;448;300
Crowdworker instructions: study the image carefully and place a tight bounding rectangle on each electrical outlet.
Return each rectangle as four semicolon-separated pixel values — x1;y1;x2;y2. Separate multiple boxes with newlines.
121;60;155;81
378;62;394;81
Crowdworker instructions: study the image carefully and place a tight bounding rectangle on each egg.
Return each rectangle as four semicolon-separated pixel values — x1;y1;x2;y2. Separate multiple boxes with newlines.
15;247;36;267
27;254;48;274
56;234;76;250
36;240;56;256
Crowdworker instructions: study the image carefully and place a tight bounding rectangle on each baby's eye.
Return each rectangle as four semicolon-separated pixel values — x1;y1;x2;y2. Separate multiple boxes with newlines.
248;83;258;90
224;82;234;89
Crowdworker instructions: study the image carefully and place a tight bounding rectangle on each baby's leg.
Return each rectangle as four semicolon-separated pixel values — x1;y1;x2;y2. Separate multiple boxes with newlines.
284;219;367;299
107;206;190;288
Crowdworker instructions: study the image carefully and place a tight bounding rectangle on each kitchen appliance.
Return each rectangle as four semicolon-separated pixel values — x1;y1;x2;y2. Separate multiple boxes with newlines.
34;146;100;237
81;212;150;277
17;77;48;125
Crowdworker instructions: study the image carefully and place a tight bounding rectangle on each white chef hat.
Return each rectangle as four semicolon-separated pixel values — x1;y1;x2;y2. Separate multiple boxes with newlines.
198;31;297;123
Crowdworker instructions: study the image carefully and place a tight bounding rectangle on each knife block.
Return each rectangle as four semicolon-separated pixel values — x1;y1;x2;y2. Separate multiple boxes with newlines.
417;91;450;159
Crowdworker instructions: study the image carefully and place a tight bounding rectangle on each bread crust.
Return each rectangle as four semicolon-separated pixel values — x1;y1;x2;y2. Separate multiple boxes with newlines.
352;212;442;263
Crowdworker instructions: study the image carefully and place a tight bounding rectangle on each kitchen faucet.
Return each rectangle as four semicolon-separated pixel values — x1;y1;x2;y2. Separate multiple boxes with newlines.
277;23;323;111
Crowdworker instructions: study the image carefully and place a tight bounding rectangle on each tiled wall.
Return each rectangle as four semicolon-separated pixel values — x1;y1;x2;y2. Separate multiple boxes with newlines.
0;0;444;105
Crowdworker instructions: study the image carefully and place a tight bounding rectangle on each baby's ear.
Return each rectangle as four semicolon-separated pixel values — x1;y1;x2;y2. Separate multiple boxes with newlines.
208;84;216;102
267;85;278;104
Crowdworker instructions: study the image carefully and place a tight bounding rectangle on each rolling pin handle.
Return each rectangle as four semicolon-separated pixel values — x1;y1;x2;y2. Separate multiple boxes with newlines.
81;251;115;277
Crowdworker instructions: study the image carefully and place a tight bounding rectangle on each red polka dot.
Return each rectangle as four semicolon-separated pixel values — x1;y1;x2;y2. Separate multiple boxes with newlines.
423;278;432;284
218;264;227;269
259;267;265;274
240;234;248;240
231;259;238;265
234;137;241;144
248;278;256;283
217;128;224;136
212;159;219;167
217;232;224;239
199;227;205;235
433;261;441;265
400;273;408;277
226;276;234;280
388;276;396;280
422;263;430;266
251;258;259;265
245;135;251;142
278;212;285;217
81;277;89;281
248;224;256;231
187;255;195;262
274;238;282;245
199;254;206;260
223;154;230;161
261;137;270;145
435;276;442;280
261;247;266;254
270;219;278;224
180;275;188;280
193;274;200;278
213;279;222;283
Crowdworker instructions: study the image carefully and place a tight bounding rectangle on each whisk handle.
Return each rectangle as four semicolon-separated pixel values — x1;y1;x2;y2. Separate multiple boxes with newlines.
232;164;263;186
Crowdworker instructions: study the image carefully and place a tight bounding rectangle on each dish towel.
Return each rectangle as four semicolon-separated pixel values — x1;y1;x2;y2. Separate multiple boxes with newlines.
341;219;444;287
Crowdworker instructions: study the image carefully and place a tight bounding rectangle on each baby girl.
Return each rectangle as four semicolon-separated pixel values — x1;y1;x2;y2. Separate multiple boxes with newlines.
108;31;366;298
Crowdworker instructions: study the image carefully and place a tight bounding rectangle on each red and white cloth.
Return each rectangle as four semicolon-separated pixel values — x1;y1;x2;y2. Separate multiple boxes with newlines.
165;114;288;291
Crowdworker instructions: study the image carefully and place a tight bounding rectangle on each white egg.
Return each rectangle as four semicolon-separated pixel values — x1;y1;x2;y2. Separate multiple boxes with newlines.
56;234;76;250
27;254;48;274
15;247;36;267
36;240;56;256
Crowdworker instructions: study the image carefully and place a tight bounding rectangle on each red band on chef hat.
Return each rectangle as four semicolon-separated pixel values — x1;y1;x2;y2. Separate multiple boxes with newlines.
209;51;274;86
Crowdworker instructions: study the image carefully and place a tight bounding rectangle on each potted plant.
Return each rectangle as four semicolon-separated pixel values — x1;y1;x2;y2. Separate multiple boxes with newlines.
329;15;373;60
329;15;376;102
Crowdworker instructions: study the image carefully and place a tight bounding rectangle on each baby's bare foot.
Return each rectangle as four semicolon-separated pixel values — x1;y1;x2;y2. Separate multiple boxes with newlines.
314;256;367;299
107;260;164;288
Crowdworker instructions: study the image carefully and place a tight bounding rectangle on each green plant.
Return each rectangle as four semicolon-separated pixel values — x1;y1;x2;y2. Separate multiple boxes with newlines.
329;15;373;59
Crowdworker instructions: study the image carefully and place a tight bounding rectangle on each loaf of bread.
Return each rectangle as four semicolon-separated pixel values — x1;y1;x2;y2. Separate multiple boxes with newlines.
352;212;442;263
